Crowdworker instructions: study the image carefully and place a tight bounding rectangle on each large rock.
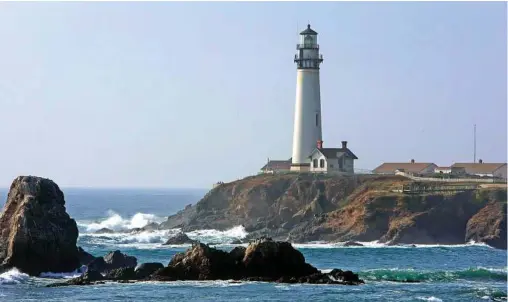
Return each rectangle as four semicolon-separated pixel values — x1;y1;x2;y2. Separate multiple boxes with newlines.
87;250;137;273
49;239;363;286
0;176;80;275
164;242;240;280
465;201;507;249
242;237;318;278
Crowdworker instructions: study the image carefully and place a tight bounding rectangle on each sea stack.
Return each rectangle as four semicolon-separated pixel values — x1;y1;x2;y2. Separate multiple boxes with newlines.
0;176;80;275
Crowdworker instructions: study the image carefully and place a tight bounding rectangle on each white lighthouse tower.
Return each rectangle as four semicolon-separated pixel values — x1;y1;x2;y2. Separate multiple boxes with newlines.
290;24;324;172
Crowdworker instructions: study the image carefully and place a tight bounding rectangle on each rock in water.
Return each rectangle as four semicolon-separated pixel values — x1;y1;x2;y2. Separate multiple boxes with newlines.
243;237;318;278
163;232;197;245
465;201;507;249
104;267;136;280
94;228;115;234
46;269;104;287
0;176;80;275
88;250;137;273
342;241;364;247
135;263;164;279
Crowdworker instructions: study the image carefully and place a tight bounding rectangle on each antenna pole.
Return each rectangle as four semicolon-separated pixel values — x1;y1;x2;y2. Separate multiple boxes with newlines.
473;124;476;163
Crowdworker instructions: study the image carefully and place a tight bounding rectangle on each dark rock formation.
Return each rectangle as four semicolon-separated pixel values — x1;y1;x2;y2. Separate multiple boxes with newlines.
157;242;241;280
94;228;115;234
104;267;136;280
242;237;317;278
465;200;507;249
77;247;96;266
135;263;164;279
230;239;243;244
342;241;364;247
0;176;80;275
163;232;197;245
46;269;104;287
48;238;363;287
87;250;137;273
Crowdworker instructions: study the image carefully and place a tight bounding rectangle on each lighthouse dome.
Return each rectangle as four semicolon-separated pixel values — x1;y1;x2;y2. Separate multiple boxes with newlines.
300;24;318;35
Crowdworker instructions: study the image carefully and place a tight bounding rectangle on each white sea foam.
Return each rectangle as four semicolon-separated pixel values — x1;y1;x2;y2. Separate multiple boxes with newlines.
293;240;492;249
78;211;164;233
0;268;29;285
187;225;248;241
417;297;443;302
39;265;87;279
80;225;248;248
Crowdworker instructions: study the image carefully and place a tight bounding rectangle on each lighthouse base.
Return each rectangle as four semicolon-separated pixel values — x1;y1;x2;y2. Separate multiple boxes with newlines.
290;163;311;172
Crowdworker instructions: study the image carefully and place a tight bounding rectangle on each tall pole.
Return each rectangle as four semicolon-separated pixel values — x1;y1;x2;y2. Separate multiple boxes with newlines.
473;124;476;163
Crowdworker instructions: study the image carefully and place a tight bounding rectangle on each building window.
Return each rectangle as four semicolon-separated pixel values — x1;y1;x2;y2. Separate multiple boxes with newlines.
320;159;325;168
313;159;318;168
339;159;343;170
315;113;319;127
330;164;334;168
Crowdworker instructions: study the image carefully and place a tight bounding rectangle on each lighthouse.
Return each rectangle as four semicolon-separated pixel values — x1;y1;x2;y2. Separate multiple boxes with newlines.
290;24;324;172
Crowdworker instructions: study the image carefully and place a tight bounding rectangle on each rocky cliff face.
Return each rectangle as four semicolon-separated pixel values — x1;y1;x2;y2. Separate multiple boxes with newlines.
0;176;80;275
161;173;507;249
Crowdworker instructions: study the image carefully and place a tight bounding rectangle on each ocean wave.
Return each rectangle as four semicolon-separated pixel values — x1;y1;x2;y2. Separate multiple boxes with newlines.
80;226;248;247
474;287;508;301
77;211;163;233
292;240;492;249
358;267;507;283
39;265;87;279
0;268;29;285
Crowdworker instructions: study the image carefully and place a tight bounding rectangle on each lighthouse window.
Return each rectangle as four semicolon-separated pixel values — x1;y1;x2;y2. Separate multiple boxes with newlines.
313;159;318;168
320;159;325;168
315;113;319;126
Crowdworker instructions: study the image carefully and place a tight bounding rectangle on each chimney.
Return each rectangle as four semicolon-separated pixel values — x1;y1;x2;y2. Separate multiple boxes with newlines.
317;140;323;149
479;159;483;164
411;159;415;164
341;141;347;149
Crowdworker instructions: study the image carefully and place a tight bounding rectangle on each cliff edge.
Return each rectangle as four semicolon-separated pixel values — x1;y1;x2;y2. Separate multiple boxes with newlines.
161;173;507;249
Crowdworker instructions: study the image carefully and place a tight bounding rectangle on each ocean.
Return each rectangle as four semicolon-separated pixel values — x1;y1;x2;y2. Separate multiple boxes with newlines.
0;188;506;302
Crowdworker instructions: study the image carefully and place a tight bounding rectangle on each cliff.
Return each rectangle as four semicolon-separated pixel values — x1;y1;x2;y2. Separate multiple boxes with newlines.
161;173;507;249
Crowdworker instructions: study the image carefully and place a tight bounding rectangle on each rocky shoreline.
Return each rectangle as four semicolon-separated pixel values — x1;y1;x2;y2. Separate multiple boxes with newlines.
0;175;364;287
49;237;363;287
159;173;507;249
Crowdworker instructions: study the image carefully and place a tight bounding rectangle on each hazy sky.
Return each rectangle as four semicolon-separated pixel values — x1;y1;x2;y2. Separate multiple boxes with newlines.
0;2;506;188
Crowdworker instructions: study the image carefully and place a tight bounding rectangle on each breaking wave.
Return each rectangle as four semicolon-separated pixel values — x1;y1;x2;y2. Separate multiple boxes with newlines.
358;267;507;283
292;240;492;249
39;265;87;279
77;211;163;233
79;220;248;247
0;268;29;285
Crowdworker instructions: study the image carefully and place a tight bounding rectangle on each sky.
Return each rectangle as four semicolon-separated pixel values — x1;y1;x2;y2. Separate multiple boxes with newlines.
0;2;506;189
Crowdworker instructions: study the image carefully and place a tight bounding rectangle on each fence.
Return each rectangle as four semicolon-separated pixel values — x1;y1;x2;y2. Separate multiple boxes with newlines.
395;171;507;184
399;183;479;195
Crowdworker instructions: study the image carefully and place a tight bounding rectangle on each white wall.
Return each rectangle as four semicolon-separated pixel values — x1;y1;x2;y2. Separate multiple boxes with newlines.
291;69;322;166
309;152;356;175
310;153;327;172
435;168;451;174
